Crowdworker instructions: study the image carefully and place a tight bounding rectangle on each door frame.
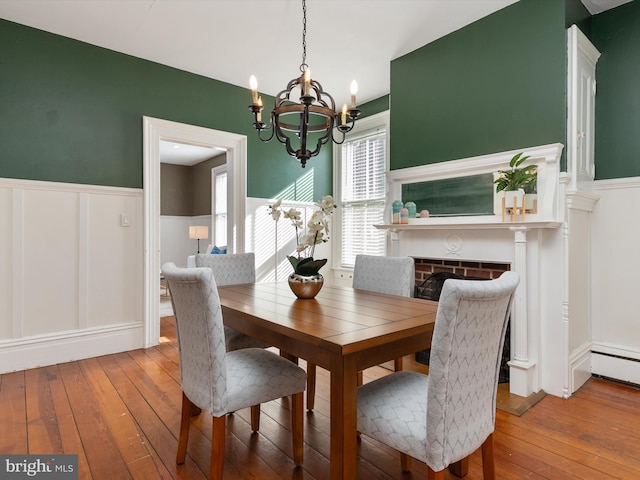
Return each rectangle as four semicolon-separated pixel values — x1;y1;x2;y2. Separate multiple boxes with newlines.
143;116;247;347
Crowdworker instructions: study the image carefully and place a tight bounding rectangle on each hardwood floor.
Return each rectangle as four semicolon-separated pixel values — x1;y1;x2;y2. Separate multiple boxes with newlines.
2;316;640;479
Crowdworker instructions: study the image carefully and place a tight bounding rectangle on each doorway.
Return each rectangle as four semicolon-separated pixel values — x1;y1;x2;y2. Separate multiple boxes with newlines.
143;116;247;347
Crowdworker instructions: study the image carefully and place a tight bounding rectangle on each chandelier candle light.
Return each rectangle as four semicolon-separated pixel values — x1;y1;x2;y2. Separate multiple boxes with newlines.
248;0;360;168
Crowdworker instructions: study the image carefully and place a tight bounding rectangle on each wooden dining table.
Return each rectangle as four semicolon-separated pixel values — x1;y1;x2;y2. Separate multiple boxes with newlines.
217;281;438;479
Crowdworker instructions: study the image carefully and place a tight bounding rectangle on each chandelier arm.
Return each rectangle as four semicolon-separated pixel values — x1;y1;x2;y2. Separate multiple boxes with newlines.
256;125;276;142
273;118;298;159
309;128;334;157
331;128;348;145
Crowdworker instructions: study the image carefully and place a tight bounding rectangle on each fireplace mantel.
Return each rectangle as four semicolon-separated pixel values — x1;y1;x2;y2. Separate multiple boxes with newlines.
381;144;566;398
385;142;564;224
375;219;562;231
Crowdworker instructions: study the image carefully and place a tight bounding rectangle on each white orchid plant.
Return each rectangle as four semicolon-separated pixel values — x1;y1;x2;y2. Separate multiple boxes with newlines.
268;195;336;276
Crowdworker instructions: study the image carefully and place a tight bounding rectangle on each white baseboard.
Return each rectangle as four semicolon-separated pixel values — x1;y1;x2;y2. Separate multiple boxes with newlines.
569;343;592;394
0;323;144;374
591;352;640;386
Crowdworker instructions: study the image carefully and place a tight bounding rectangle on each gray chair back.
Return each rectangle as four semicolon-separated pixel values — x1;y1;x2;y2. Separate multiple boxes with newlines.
352;254;415;297
195;252;256;286
426;271;519;471
162;262;229;416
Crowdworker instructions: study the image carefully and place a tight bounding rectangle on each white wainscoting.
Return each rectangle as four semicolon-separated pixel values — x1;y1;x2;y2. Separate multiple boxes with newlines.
0;178;144;373
591;177;640;382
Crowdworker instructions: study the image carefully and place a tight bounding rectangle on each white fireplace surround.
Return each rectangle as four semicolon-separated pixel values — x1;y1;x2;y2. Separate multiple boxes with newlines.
376;143;594;398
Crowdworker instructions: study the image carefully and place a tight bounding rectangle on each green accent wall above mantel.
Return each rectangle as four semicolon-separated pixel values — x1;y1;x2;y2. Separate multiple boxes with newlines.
0;18;332;199
390;0;567;171
591;0;640;180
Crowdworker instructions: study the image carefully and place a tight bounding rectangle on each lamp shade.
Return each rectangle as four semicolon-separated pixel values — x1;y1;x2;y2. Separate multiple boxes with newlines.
189;225;209;240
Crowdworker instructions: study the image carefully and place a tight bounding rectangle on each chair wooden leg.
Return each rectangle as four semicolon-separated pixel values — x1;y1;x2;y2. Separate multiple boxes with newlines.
190;404;202;416
428;467;445;480
400;452;411;472
394;356;403;371
449;457;469;477
177;392;192;464
210;415;226;480
291;392;304;466
306;363;316;411
250;405;261;432
481;433;496;480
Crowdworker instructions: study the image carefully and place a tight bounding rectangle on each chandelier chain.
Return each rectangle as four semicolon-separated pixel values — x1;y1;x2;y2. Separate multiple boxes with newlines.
300;0;307;72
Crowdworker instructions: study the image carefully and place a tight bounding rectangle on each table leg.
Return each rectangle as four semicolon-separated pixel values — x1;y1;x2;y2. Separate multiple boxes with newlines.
330;356;359;480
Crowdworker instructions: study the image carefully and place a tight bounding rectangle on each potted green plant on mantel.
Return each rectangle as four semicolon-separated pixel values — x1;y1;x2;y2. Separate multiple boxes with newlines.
494;152;537;210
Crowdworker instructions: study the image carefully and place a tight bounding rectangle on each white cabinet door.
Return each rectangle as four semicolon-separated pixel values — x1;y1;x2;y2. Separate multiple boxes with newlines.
567;25;600;193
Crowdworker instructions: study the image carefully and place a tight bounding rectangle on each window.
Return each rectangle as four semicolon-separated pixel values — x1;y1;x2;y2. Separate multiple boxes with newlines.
334;111;389;268
212;165;227;247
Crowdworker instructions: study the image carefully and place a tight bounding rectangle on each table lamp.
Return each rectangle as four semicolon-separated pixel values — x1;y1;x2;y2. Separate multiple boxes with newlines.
189;225;209;254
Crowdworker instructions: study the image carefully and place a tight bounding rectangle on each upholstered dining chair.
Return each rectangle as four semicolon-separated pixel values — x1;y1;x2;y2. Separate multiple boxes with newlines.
305;254;415;411
356;271;519;479
161;263;306;480
194;252;269;351
352;254;416;297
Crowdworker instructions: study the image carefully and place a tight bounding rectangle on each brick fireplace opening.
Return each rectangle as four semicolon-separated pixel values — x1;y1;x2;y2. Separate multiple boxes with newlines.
414;257;510;283
412;257;511;383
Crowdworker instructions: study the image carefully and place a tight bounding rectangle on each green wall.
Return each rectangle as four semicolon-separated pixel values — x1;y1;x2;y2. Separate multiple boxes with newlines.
0;19;332;199
591;0;640;180
359;95;389;119
390;0;567;170
565;0;592;36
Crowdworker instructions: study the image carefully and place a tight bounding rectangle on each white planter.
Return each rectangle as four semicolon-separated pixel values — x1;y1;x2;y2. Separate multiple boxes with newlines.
504;189;525;209
524;193;538;211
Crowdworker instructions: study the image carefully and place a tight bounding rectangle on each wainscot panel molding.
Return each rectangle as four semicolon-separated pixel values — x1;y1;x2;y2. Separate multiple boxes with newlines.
0;178;143;374
590;177;640;384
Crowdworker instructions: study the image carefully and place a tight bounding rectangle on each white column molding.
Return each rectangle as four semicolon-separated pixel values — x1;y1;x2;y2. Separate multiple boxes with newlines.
561;221;571;398
388;229;401;257
78;192;89;330
11;188;23;339
508;226;536;397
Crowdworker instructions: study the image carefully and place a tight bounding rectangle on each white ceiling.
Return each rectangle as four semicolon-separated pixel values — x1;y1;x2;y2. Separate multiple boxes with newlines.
580;0;633;14
160;141;225;166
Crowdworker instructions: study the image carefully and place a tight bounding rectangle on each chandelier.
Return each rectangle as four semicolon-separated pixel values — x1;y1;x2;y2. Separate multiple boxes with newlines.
248;0;360;168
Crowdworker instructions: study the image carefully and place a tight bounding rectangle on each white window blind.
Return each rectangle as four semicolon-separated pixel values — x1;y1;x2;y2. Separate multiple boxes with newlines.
339;128;386;268
213;169;227;247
